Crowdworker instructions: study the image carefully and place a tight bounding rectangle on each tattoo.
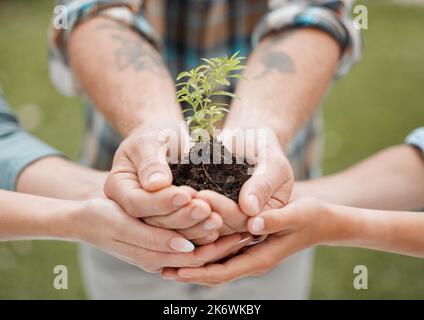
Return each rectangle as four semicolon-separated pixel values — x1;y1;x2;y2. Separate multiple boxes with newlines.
254;32;295;80
96;22;165;74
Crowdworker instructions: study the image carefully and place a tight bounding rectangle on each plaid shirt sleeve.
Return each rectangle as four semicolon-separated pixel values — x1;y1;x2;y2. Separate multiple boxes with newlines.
253;0;362;78
49;0;161;96
0;95;64;191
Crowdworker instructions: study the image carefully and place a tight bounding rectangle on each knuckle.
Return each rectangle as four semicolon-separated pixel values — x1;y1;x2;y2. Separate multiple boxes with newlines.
189;252;208;268
143;234;162;251
261;255;277;270
256;176;274;198
144;217;164;228
139;155;162;174
124;192;143;217
103;174;117;198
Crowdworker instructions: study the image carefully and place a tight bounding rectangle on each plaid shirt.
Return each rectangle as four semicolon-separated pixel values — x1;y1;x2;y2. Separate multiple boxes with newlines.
49;0;362;178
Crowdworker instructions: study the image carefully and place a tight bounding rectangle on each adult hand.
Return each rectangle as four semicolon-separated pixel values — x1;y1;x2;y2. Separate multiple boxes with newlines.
74;198;253;273
104;119;190;213
162;197;331;285
219;127;294;216
143;187;225;245
104;119;223;243
176;128;294;240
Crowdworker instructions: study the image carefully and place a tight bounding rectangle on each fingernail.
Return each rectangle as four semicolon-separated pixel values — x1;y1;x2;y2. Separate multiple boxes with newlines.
178;273;193;279
248;194;260;214
203;219;219;231
233;236;252;247
172;193;190;207
191;206;207;220
170;238;195;252
148;172;167;185
251;217;264;233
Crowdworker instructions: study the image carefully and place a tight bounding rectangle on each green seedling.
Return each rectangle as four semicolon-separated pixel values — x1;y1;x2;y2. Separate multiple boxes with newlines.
176;51;246;141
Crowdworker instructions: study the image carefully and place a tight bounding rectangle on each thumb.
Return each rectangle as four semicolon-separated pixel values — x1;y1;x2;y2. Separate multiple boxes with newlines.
128;131;173;192
239;149;294;216
247;208;294;235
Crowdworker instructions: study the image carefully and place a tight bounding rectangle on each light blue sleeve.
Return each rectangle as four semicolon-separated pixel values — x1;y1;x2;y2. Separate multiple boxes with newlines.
0;95;64;191
405;127;424;156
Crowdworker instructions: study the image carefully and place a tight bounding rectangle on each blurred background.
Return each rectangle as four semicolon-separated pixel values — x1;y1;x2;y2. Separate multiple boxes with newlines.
0;0;423;299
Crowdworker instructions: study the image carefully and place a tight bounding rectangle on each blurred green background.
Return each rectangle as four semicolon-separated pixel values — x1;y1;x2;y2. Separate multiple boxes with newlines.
0;0;423;299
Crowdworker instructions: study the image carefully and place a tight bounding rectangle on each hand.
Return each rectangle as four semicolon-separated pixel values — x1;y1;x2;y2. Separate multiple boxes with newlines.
162;197;331;285
143;187;225;245
104;119;222;243
186;128;295;238
73;198;253;273
104;119;190;213
220;127;294;216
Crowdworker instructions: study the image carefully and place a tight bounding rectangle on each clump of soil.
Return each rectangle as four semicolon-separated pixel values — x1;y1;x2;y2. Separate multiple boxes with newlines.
170;139;253;202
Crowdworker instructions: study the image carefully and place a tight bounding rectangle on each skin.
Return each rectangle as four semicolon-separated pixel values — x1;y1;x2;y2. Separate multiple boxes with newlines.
5;156;254;272
0;189;252;273
221;28;340;217
68;15;340;237
69;17;220;243
162;144;424;285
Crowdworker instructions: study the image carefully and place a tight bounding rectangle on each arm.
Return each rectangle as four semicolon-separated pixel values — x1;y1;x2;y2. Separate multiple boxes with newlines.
68;16;200;222
221;28;340;215
16;156;106;200
293;144;424;210
68;16;182;136
226;28;340;146
0;188;251;272
163;197;424;285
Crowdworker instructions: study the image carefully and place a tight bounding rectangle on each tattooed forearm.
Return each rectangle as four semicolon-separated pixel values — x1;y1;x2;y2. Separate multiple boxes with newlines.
111;34;164;73
96;21;165;74
254;32;295;80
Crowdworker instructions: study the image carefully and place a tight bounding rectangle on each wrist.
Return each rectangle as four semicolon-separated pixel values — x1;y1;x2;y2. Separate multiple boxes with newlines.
323;202;382;247
40;200;83;240
65;199;98;243
223;120;291;148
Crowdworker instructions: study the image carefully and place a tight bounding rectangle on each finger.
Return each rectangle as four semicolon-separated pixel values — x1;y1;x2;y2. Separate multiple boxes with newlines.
159;233;252;269
144;199;212;229
162;234;251;277
197;190;247;232
191;231;220;246
104;172;191;217
117;214;195;253
239;147;294;216
176;212;223;240
172;238;281;285
247;208;295;235
125;131;173;192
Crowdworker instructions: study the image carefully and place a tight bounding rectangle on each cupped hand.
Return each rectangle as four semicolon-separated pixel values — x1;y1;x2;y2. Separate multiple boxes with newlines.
75;198;252;273
161;197;331;285
219;127;294;216
103;119;221;242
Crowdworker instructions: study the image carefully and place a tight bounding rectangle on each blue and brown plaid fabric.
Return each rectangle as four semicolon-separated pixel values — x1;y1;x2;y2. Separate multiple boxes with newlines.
48;0;362;179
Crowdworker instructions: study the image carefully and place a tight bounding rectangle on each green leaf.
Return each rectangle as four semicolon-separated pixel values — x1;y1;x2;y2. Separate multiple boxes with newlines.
210;91;236;98
176;71;193;80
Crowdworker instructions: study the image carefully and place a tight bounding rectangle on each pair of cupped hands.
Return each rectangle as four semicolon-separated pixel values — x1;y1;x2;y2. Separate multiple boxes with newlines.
88;118;303;286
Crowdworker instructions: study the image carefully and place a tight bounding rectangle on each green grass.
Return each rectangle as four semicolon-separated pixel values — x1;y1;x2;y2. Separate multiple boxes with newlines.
0;0;423;299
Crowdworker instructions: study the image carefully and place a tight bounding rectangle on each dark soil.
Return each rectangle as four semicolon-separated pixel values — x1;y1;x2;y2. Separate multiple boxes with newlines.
170;139;253;202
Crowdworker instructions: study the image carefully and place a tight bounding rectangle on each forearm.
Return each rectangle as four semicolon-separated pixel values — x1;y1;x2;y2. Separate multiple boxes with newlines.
16;157;107;201
68;16;182;135
0;190;80;241
294;145;424;210
226;28;340;146
325;202;424;258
